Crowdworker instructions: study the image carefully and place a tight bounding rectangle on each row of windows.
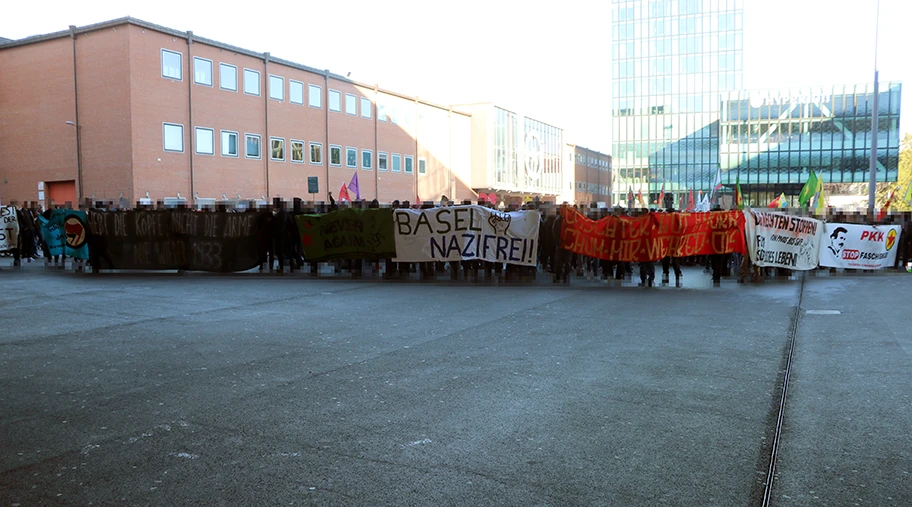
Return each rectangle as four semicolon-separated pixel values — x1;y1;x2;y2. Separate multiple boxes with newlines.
614;13;742;41
615;52;741;79
162;49;380;119
574;153;612;170
614;0;742;19
160;123;427;174
576;182;611;194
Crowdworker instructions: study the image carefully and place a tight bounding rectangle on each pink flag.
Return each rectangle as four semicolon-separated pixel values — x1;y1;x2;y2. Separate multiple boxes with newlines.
348;172;360;200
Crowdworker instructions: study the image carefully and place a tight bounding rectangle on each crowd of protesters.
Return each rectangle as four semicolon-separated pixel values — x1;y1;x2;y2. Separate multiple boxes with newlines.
2;197;911;285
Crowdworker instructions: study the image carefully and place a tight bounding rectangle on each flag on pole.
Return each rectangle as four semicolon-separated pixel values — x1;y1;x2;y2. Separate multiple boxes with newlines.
699;192;710;212
815;180;827;214
710;167;722;202
338;182;351;202
688;189;695;211
657;184;665;208
636;190;645;207
798;170;818;207
348;172;360;200
767;193;787;208
734;176;743;210
878;187;897;221
903;179;912;205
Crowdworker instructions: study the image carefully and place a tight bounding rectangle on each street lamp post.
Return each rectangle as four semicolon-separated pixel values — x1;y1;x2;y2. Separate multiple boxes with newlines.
65;120;83;205
867;0;881;215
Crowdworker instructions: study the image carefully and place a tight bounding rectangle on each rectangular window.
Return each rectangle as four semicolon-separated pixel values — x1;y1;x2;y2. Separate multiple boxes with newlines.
345;94;357;115
195;127;214;155
269;75;284;101
163;123;183;152
329;145;342;166
193;57;212;86
346;147;357;168
290;80;304;104
243;69;260;96
161;49;182;80
245;134;261;159
361;149;372;170
418;158;427;175
329;90;341;112
290;140;305;163
219;63;237;91
404;156;413;174
378;152;388;171
270;137;285;161
309;84;322;108
220;130;238;157
360;97;371;118
392;154;401;173
310;142;323;164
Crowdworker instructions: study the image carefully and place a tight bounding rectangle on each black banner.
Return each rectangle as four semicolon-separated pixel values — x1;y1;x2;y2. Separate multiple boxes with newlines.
87;210;270;272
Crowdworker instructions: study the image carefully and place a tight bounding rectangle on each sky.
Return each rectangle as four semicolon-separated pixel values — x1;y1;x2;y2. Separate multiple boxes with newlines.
3;0;910;152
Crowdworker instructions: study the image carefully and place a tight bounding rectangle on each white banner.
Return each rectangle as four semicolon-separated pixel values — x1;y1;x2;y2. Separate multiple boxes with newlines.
1;206;20;251
819;223;902;269
393;205;540;265
744;210;823;270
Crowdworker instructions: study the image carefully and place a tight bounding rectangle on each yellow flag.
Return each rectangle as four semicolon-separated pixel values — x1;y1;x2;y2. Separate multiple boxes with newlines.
815;184;827;214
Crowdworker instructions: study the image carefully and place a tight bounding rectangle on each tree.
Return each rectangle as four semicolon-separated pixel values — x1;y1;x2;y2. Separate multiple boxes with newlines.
876;133;912;212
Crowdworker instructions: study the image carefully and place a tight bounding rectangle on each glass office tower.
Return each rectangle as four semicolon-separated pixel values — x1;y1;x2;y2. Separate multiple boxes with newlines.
611;0;744;207
719;83;902;206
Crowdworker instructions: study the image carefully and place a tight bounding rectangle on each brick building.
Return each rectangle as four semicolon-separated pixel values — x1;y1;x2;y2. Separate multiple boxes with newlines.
0;17;478;208
566;145;612;206
0;17;612;209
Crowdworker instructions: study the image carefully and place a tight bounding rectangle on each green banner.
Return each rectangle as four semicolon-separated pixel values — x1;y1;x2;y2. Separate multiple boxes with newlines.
295;208;396;262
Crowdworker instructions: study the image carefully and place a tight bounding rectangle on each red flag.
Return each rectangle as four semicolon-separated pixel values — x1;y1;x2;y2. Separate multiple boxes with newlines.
338;182;351;202
767;193;782;208
658;184;665;207
877;187;897;221
688;190;695;211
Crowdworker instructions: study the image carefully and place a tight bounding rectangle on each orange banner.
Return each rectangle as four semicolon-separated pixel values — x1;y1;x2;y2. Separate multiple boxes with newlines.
560;207;746;262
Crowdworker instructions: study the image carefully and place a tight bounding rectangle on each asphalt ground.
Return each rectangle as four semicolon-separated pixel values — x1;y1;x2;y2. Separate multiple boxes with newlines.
0;257;909;506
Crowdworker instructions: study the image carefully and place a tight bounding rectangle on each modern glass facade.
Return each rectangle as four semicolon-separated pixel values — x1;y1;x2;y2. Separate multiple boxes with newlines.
493;107;563;195
611;0;744;206
719;83;902;206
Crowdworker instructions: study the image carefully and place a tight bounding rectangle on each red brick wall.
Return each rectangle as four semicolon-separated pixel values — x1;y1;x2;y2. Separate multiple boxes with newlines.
0;37;78;206
2;20;474;207
129;25;192;203
78;26;134;204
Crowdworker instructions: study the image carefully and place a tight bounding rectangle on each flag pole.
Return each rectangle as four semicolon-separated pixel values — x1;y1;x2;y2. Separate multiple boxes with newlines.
867;0;881;215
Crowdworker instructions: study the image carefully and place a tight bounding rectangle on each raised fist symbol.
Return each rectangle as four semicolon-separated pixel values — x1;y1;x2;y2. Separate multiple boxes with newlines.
488;214;511;235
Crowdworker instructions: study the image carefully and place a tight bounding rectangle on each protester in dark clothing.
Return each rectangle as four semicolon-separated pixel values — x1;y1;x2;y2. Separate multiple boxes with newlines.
552;203;571;283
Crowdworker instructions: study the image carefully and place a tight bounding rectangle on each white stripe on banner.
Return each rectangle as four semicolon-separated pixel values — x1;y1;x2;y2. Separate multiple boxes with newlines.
0;206;20;251
818;223;902;270
744;210;823;270
393;205;540;266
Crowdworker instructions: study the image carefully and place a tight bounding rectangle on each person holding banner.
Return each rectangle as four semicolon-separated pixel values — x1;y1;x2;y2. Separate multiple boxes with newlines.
552;203;572;284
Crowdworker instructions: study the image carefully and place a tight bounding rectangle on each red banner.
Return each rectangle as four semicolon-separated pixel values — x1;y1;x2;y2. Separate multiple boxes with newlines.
560;207;746;262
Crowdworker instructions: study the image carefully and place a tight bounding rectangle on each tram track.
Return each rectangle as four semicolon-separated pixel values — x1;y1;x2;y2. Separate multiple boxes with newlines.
750;273;806;507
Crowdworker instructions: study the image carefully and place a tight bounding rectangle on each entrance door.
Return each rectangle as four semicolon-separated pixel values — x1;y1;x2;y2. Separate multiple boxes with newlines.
46;180;76;208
